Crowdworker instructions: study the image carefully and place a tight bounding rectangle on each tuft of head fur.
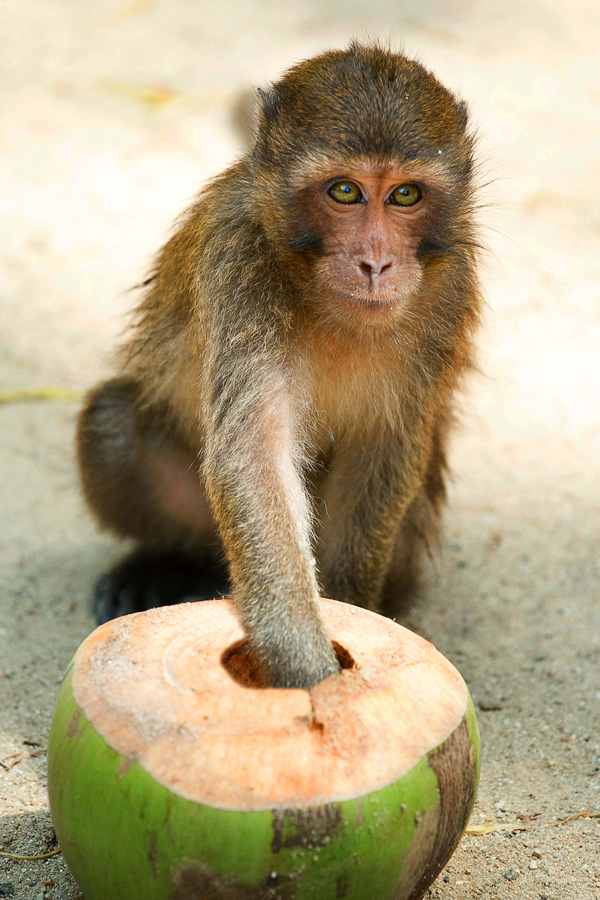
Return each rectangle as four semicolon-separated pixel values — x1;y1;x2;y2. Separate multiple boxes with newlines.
253;43;472;176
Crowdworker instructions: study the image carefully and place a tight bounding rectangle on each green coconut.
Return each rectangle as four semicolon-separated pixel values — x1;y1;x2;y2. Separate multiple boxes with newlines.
48;598;479;900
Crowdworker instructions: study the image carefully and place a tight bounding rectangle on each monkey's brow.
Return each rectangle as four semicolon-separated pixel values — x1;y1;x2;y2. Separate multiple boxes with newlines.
290;157;457;193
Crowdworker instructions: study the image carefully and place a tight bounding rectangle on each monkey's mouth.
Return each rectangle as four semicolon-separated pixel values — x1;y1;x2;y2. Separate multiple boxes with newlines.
319;271;415;322
342;288;404;314
352;294;398;308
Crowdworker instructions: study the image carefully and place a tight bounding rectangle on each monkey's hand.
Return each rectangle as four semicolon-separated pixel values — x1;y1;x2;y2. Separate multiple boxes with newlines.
245;600;341;690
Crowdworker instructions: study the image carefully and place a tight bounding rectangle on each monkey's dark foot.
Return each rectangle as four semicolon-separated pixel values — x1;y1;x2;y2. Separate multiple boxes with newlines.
93;550;229;624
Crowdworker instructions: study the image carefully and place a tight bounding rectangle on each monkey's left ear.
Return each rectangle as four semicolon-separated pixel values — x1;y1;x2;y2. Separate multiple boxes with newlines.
455;99;469;131
258;86;282;122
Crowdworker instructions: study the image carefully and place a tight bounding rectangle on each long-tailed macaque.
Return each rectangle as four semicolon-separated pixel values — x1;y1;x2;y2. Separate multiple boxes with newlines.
78;43;482;690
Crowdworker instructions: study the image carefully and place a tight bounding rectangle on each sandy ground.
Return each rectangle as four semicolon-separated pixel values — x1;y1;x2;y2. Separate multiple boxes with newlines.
1;0;599;898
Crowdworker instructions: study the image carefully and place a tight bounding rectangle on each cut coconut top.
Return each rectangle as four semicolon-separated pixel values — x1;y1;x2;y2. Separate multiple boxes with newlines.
72;598;468;811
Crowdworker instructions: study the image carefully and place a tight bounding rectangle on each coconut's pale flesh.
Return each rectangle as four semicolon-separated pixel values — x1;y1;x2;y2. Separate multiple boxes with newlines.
72;598;468;810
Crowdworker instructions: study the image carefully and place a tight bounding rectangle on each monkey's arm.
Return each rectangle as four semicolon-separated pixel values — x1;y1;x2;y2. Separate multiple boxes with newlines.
318;423;433;610
202;335;339;690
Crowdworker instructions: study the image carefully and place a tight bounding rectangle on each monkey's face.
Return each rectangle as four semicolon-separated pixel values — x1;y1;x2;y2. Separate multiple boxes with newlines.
288;163;451;326
252;45;476;328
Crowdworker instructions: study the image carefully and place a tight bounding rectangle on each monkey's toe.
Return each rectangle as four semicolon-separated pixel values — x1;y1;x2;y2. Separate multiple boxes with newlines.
93;550;229;624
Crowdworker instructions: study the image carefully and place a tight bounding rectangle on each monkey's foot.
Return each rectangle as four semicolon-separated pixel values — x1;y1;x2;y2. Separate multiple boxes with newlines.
93;550;228;624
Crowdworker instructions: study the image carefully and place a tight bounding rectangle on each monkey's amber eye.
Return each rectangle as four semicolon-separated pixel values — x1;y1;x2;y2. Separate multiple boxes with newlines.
328;181;362;204
389;184;422;207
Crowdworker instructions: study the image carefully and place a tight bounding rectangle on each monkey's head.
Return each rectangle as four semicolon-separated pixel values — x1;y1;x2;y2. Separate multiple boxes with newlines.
251;43;476;327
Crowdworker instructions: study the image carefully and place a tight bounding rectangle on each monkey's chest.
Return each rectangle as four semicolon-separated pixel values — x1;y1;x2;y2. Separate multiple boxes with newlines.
307;362;402;446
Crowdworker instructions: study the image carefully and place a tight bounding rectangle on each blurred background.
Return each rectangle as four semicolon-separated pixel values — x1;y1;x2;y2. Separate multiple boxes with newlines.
1;1;599;898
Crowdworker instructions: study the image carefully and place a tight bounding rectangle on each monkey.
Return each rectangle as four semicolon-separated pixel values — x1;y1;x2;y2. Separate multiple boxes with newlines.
77;42;482;691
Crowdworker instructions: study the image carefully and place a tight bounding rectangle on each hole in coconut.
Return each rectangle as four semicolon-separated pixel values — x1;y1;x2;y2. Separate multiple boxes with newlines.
333;641;356;672
221;639;266;688
221;639;356;688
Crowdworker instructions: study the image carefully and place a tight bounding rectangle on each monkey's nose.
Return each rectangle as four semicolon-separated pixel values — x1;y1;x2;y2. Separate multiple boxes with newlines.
358;259;393;279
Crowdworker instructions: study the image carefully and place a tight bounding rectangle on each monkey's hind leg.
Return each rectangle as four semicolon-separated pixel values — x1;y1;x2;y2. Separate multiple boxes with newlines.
77;378;227;623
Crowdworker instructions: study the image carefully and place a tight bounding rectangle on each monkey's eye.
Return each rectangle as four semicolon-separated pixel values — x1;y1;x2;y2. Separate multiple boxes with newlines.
328;181;362;204
389;183;422;207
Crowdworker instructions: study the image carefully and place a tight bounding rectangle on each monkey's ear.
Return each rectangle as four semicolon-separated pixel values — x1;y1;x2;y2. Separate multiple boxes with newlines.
257;86;282;121
455;99;469;131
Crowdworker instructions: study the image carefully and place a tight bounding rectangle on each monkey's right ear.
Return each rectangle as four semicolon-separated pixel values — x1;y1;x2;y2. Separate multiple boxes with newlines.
257;86;282;121
455;99;469;132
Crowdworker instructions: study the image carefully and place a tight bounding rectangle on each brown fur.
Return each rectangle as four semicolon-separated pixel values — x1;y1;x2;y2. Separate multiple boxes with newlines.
78;43;482;689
